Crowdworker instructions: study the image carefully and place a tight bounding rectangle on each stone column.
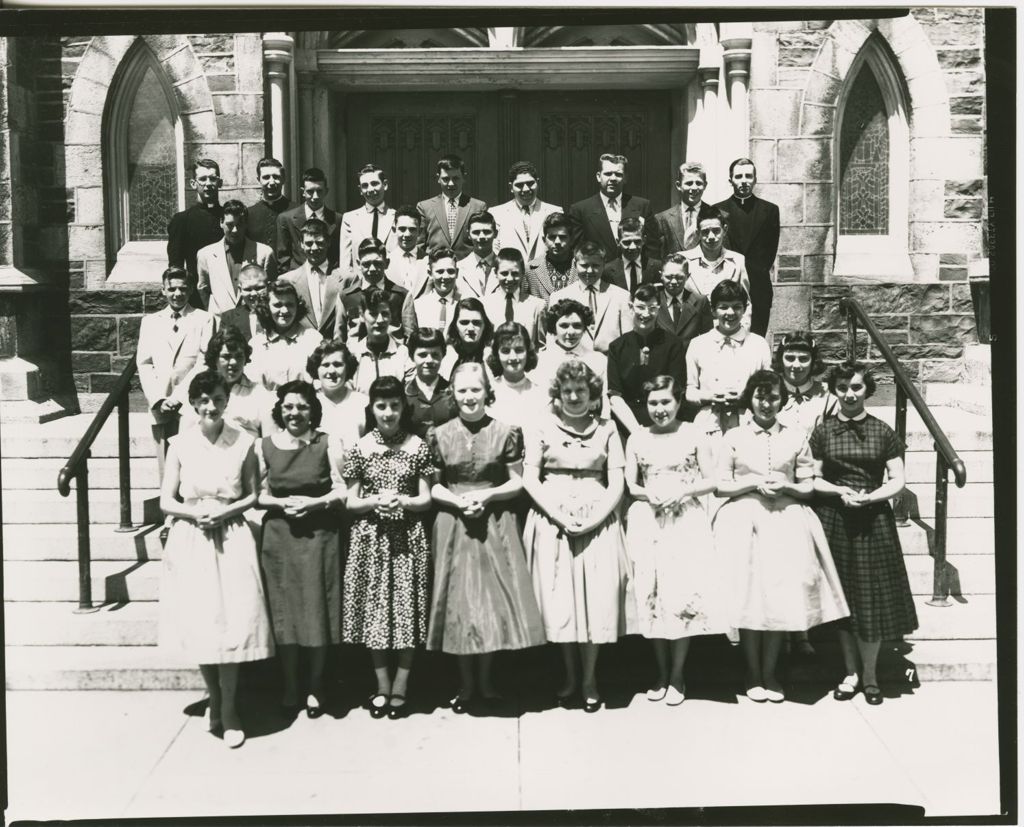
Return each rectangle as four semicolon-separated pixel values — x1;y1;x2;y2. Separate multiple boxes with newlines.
263;33;294;174
720;23;753;163
297;73;314;173
697;57;723;202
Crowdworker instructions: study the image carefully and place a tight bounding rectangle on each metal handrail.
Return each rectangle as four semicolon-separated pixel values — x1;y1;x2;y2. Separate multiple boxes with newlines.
56;355;138;610
839;297;968;607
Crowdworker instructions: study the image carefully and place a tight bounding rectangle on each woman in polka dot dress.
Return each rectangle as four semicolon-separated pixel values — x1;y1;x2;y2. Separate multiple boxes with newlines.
341;376;435;720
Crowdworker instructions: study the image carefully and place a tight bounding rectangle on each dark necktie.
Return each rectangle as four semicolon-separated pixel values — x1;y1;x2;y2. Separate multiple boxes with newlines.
629;262;639;293
505;292;515;322
586;284;598;317
371;208;379;240
171;311;181;333
438;296;448;327
670;297;680;323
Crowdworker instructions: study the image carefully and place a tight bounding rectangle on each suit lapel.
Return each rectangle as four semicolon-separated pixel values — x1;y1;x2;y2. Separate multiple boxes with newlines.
668;207;686;250
322;275;340;331
452;195;472;243
434;196;452;244
292;266;316;326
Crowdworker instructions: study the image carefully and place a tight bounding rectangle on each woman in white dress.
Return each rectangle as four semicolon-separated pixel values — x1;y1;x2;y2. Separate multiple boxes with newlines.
308;337;367;451
249;280;322;392
486;321;546;424
158;371;274;749
625;376;725;705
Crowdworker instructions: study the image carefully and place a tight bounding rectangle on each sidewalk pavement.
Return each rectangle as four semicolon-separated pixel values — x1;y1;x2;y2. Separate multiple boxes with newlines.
5;680;1002;821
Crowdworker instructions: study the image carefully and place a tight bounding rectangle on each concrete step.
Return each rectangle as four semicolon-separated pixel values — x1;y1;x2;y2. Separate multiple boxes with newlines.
894;639;996;681
906;594;996;641
925;383;991;416
2;488;160;524
897;518;994;556
902;482;993;519
2;523;165;562
4;560;160;603
1;412;156;459
6;601;161;646
5;646;205;690
1;456;161;490
904;554;993;596
903;450;992;484
868;405;991;451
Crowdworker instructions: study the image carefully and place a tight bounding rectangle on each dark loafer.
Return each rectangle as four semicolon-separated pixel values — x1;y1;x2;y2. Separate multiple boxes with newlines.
863;684;884;705
387;694;407;720
583;696;603;713
368;693;389;719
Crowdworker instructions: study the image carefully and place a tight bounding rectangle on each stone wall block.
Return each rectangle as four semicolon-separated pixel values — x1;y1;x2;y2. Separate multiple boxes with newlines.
182;109;219;144
908;180;945;220
951;116;983;135
181;143;239;187
910;103;951;139
943;198;983;220
162;44;202;88
751;89;801;137
750;139;776;182
212;93;264;141
866;359;921;385
776;138;831;182
949;96;983;116
802;182;832;224
949;283;973;312
68;225;105;258
72;351;111;373
803;69;842;105
909;313;977;345
65;110;103;146
173;76;214;116
142;35;187;61
911;136;983;180
769;284;812;330
816;329;870;361
779;224;831;254
71;316;117;350
756;183;803;222
776;68;810;89
777;30;826;50
810;297;847;330
64;144;104;188
118;316;142;353
779;47;818;68
206;75;236;93
799;103;835;136
944;179;985;198
937;48;982;71
74;47;117;89
188;34;235;54
69;289;144;314
801;254;833;283
240;143;269;186
91;371;142;394
67;76;108;116
749;31;778;89
851;284;949;315
235;35;265;94
920;359;963;383
909;253;939;281
85;259;109;289
73;373;90;392
892;342;964;360
911;221;982;255
827;20;872;56
815;36;856;80
945;72;983;98
197;55;235;76
75;186;104;224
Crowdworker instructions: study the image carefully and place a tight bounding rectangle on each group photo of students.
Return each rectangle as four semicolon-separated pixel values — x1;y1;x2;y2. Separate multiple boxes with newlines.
143;150;919;749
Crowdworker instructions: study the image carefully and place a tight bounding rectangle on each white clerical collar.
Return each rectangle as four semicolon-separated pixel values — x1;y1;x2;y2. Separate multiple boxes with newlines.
734;194;752;205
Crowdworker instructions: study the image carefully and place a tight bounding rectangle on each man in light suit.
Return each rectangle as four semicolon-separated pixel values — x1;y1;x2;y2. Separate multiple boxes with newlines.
280;218;357;340
389;205;430;298
490;161;561;265
416;154;487;259
482;247;545;348
456;211;501;299
196;200;276;317
524;212;578;303
339;163;397;277
601;216;662;294
654;161;714;259
714;157;780;336
276;167;341;273
650;252;713;351
548;241;632;354
413;248;461;331
218;263;269;342
568;153;661;263
136;267;215;474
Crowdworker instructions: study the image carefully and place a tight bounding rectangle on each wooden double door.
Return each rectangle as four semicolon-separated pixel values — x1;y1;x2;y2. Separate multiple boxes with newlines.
342;90;673;214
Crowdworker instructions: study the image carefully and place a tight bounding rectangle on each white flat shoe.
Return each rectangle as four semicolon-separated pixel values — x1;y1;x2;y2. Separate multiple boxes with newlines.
646;686;668;702
764;688;785;703
223;728;245;749
665;686;686;706
746;686;768;703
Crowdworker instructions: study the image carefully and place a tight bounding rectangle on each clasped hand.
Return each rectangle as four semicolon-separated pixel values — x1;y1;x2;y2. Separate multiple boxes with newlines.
755;477;786;498
374;491;404;517
454;493;488;519
193;506;228;531
281;495;321;518
839;487;871;508
711;391;741;411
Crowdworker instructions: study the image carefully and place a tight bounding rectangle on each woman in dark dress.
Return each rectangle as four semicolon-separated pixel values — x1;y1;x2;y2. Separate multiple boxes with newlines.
256;380;346;718
810;361;918;706
439;297;493;380
426;363;546;712
405;327;458;438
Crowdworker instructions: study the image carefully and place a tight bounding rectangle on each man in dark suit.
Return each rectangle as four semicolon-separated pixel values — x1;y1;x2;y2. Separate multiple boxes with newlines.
339;237;416;341
416;154;488;259
276;167;341;273
714;157;780;336
167;158;224;304
568;153;661;263
218;263;269;341
654;161;713;258
246;157;292;250
602;216;662;293
649;252;714;350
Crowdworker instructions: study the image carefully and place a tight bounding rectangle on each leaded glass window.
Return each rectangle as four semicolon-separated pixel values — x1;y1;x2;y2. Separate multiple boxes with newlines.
126;66;177;241
839;66;889;235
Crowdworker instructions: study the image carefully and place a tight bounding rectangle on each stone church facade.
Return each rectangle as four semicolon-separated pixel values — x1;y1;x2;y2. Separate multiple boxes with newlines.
0;12;987;416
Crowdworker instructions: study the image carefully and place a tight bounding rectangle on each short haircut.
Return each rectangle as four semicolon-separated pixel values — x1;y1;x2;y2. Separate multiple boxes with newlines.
300;217;329;239
428;247;457;270
827;360;877;398
575;240;605;261
357;237;388;260
238;263;268;284
205;325;252;369
191;158;220;178
631;283;660;304
741;369;788;412
161;266;192;286
221;200;248;221
507;160;539;181
394;204;421;224
710;280;748;307
496;247;525;273
486;321;538;377
356;163;386;181
272;379;323;430
617;216;644;238
676;161;707;183
446;297;494;346
366;375;414;434
642;374;684;403
773;330;825;378
301;167;328;186
359;287;393;317
697;204;728;227
545;298;593;334
542;211;572;236
467;210;496;230
663;251;688;269
256;157;284;176
729;157;757;178
307;337;358;380
598;153;628;169
550;359;604;411
450;361;496;406
187;369;229;403
436;154;466;174
407;327;447;356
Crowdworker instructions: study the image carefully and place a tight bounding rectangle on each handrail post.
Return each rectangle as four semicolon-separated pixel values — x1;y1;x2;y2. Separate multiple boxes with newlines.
73;463;96;613
892;383;910;525
116;393;133;532
845;304;858;360
927;450;951;607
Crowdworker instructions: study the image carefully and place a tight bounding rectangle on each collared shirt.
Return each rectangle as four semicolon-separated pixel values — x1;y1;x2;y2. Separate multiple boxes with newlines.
304;261;329;323
777;380;838;439
304;205;325;222
620;256;643;292
404;375;457;437
685;326;772;399
719;418;815;484
249;324;322;392
349;335;411;394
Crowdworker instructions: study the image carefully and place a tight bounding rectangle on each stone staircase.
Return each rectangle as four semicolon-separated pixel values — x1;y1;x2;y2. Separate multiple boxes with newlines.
3;398;997;690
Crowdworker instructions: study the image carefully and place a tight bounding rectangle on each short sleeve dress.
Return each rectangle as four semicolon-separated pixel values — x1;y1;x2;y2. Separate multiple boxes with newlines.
713;421;849;632
318;388;368;452
158;424;275;664
625;425;728;639
809;415;919;642
259;430;342;647
425;416;546;654
341;430;434;650
777;380;838;440
522;415;630;644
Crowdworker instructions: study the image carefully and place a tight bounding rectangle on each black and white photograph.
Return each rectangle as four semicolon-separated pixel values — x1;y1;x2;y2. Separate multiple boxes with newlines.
0;4;1013;823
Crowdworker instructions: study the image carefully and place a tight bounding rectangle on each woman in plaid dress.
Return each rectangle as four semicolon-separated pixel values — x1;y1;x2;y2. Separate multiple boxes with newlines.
809;361;918;706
